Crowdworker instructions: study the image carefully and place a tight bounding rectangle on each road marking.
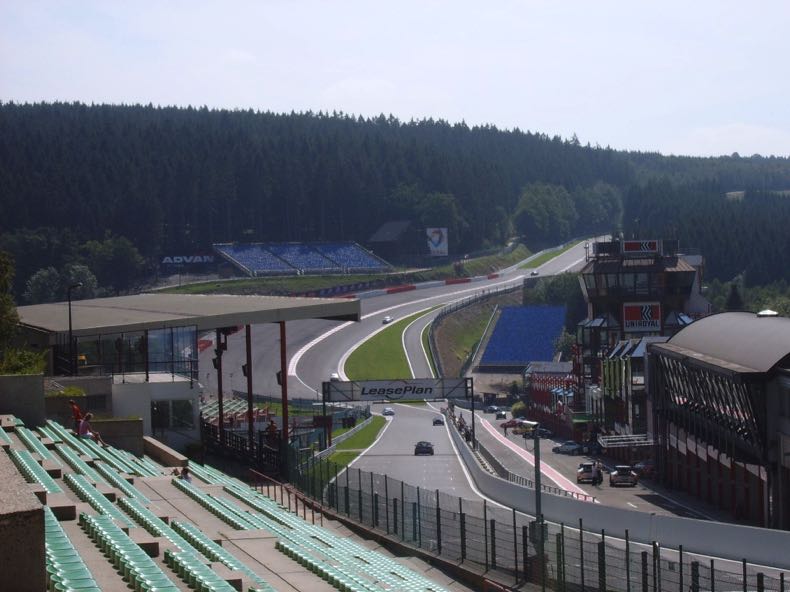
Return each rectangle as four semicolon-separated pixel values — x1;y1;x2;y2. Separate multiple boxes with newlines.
477;416;589;496
627;502;638;509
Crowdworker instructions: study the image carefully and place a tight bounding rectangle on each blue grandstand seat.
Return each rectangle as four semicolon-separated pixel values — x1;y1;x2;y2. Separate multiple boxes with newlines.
215;244;295;275
480;306;567;366
263;243;337;272
314;242;389;271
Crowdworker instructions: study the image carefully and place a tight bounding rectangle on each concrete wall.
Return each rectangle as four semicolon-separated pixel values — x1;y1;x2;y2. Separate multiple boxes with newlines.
112;375;200;450
0;374;45;427
0;450;45;592
92;417;144;456
449;419;790;569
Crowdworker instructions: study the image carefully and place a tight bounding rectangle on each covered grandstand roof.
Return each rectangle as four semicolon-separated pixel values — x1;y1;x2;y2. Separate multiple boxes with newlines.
651;311;790;374
17;293;361;342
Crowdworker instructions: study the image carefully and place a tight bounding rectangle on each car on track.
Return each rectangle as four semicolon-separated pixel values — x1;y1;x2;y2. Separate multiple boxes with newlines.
382;407;395;416
484;405;499;414
432;416;445;426
609;465;638;487
530;270;540;276
577;462;595;483
414;441;434;455
495;410;507;420
552;440;585;455
329;373;340;382
382;316;393;324
499;418;520;429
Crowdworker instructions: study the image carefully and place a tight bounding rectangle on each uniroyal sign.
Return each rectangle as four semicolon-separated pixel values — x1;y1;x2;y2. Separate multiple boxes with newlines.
621;240;660;255
161;255;215;265
623;302;662;332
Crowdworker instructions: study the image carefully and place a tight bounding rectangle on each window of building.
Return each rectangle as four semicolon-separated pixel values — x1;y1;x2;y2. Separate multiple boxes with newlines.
151;399;194;430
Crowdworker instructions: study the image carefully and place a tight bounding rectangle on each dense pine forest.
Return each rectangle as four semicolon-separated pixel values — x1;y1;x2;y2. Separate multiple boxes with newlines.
2;102;790;303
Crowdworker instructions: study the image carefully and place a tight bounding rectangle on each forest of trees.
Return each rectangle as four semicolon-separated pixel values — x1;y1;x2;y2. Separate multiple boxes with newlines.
2;102;790;303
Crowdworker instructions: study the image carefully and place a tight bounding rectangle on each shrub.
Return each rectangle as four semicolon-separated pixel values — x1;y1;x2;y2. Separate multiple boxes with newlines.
511;400;527;418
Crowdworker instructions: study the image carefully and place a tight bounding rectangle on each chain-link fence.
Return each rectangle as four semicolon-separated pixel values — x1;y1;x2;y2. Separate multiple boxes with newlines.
290;452;787;591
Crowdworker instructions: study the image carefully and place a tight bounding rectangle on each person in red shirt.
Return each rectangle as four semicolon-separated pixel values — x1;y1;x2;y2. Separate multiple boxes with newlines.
68;399;83;433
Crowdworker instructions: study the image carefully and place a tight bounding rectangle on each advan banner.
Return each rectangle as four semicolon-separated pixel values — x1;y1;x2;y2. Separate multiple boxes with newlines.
426;227;449;256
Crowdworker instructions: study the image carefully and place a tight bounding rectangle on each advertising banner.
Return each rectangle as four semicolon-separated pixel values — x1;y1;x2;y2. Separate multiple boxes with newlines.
621;240;659;255
623;302;662;332
426;227;449;257
324;378;470;402
161;254;215;265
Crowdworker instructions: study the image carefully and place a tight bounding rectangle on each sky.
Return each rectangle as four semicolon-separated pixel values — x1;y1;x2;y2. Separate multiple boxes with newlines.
2;1;790;157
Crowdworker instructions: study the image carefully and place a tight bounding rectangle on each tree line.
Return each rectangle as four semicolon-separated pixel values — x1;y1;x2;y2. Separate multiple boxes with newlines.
2;102;790;303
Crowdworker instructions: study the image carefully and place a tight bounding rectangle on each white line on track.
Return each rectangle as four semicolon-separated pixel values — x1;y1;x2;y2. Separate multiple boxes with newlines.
419;322;435;378
627;502;638;509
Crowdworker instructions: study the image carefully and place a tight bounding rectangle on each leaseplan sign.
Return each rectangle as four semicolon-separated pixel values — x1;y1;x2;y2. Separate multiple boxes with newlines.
623;302;661;332
325;378;468;402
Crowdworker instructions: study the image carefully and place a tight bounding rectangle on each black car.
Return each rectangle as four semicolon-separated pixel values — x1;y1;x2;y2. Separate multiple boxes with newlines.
484;405;499;414
414;441;434;455
495;410;507;420
535;427;554;439
432;416;444;426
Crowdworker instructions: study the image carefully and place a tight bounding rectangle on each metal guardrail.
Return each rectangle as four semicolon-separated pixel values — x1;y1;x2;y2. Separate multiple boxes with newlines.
312;416;374;461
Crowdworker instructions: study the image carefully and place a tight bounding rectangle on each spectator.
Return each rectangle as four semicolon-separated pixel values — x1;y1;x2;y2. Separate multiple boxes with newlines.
78;412;107;446
179;466;192;482
68;399;83;433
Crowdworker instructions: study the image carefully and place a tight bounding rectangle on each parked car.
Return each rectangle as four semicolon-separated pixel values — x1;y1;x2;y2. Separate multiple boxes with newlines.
329;373;340;382
609;465;638;487
552;441;585;455
632;459;655;479
484;405;499;414
500;418;520;429
577;462;595;483
535;427;554;439
382;407;395;416
495;410;507;420
432;416;444;426
382;315;393;324
414;441;434;455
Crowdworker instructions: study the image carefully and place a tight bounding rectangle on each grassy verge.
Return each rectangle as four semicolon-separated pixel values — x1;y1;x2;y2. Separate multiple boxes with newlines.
334;415;386;450
345;309;436;380
255;401;317;416
520;241;580;269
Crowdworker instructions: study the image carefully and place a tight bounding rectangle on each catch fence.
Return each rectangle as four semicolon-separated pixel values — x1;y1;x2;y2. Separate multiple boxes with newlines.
289;452;787;591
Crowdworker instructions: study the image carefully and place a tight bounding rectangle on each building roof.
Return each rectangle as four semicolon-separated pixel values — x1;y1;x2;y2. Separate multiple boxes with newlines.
17;293;361;342
652;311;790;374
368;220;413;243
581;256;695;275
525;361;573;374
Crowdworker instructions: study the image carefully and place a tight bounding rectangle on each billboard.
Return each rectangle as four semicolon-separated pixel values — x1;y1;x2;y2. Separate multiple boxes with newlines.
426;228;449;257
623;302;662;332
324;378;470;402
621;240;659;255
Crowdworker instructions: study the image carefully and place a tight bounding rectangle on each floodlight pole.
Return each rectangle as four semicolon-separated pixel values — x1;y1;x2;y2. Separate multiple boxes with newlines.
67;282;83;376
279;321;289;450
534;425;543;522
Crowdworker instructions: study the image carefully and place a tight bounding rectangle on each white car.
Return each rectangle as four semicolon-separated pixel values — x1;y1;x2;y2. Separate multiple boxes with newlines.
382;316;393;324
329;373;340;382
382;407;395;416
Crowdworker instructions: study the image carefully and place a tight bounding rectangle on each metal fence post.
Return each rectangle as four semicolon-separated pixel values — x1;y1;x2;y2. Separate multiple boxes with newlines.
580;518;586;592
374;493;379;527
691;561;700;592
560;524;566;592
626;529;631;592
679;545;684;592
435;489;442;555
401;481;405;540
641;551;649;592
358;468;363;522
484;499;489;570
743;560;748;592
598;540;606;592
393;498;399;536
460;498;466;562
490;519;497;569
556;532;564;592
654;542;660;592
384;475;389;534
370;471;375;526
757;573;764;592
522;524;529;582
513;509;518;584
710;559;716;592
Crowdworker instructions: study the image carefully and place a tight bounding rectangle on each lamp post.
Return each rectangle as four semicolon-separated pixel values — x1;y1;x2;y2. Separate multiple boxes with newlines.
67;282;83;375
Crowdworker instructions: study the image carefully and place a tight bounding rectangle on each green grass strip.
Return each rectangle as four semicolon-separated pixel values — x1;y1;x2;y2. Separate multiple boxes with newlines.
335;416;386;450
421;322;438;377
520;240;581;269
345;308;436;380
